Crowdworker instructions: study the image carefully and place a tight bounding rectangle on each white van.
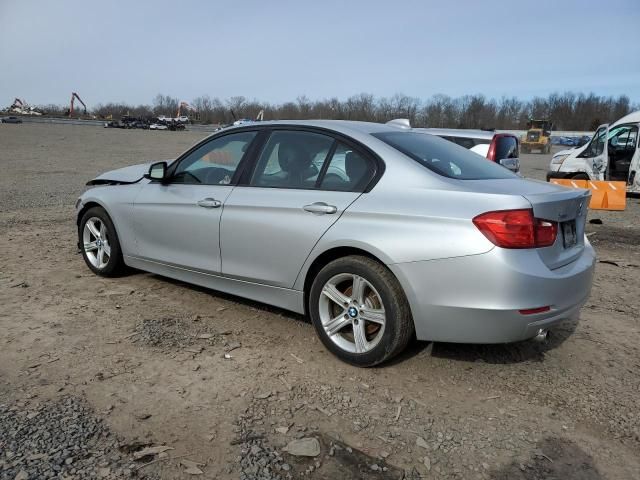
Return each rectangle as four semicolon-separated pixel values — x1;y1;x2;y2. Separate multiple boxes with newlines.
547;111;640;193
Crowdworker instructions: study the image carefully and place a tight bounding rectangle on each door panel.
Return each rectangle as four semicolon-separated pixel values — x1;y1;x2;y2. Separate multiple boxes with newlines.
132;184;233;273
606;123;638;181
578;124;608;180
629;123;640;188
220;187;360;287
131;130;259;273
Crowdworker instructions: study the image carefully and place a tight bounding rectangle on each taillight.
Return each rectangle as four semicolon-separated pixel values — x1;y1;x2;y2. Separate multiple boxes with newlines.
473;209;557;249
534;219;557;247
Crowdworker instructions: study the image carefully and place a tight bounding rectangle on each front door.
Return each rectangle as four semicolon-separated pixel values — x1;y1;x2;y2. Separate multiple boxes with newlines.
577;124;608;180
131;131;258;273
220;130;377;288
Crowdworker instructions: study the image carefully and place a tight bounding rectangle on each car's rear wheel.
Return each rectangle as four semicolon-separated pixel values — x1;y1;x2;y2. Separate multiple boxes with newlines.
309;256;414;367
79;207;125;277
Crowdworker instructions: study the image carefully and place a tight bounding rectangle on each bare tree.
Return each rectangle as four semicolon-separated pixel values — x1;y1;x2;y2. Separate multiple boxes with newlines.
45;90;637;130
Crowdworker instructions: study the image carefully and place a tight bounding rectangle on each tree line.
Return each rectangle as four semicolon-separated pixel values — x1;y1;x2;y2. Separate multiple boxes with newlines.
78;92;638;130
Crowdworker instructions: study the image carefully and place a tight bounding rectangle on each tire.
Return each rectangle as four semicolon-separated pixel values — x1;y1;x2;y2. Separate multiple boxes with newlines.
309;255;414;367
572;173;590;180
79;206;125;277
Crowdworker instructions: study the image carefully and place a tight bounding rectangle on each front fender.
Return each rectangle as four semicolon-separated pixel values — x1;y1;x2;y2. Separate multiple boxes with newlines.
76;184;144;257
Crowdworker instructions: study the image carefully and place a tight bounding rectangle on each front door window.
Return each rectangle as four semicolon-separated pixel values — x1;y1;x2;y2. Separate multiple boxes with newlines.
171;131;257;185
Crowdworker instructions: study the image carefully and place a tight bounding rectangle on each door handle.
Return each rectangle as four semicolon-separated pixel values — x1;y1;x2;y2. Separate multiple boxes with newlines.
303;202;337;214
197;198;222;208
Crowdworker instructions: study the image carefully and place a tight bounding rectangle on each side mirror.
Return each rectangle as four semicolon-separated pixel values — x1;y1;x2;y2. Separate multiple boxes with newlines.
499;157;520;173
147;161;167;181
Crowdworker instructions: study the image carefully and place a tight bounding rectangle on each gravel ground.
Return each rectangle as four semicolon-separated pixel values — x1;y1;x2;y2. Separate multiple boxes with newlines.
1;123;639;479
0;396;155;480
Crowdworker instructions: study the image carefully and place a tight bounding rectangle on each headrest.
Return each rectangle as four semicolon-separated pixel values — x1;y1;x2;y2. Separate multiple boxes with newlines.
278;142;310;173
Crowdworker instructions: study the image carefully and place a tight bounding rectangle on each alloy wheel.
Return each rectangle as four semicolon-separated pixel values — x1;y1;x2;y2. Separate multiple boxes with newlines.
83;217;111;269
318;273;386;354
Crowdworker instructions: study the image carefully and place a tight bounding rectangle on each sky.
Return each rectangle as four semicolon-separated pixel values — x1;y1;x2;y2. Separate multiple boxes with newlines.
1;0;639;107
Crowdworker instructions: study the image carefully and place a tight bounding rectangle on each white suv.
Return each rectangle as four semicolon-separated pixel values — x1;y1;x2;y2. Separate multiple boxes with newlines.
417;128;520;173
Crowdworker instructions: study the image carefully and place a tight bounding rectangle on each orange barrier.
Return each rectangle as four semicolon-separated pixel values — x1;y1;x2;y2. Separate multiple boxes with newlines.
549;179;626;211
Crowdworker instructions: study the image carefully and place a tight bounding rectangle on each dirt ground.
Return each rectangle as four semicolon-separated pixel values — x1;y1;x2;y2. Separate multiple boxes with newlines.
1;123;639;480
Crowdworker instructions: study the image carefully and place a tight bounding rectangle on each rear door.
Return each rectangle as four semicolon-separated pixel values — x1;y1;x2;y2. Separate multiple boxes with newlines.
576;124;608;180
220;130;377;288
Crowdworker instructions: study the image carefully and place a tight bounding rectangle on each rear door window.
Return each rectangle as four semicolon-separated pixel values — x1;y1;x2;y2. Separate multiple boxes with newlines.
250;130;334;189
319;143;375;191
374;132;516;180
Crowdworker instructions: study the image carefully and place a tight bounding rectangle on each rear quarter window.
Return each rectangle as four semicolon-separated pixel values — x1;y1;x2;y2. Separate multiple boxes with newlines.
373;131;516;180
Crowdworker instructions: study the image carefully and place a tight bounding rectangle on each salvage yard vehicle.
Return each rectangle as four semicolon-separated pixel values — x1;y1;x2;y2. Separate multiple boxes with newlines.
521;119;553;154
416;128;521;173
76;120;595;366
547;111;640;193
1;116;23;124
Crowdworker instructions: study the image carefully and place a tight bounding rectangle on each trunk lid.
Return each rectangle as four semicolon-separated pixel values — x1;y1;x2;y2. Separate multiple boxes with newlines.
461;178;591;269
524;188;590;269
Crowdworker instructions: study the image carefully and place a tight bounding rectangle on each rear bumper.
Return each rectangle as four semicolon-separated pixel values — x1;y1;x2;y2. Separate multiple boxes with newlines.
389;242;596;344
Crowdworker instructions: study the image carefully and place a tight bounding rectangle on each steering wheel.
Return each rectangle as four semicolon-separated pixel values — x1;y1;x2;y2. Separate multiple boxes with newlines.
173;170;202;184
204;167;228;185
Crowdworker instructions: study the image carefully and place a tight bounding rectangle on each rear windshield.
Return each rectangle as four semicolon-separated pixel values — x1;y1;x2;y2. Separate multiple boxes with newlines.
373;132;516;180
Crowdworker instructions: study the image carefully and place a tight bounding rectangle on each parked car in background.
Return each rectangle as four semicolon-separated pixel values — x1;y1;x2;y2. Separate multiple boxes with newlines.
1;116;23;124
547;110;640;192
149;123;168;130
576;135;591;147
76;120;594;366
416;128;520;173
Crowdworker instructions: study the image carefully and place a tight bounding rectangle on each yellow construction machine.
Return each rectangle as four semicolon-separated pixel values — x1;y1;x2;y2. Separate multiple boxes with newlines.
521;119;553;154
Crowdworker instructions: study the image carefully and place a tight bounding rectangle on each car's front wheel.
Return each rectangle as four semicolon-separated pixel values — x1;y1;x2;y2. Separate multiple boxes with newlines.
309;256;414;367
79;207;125;277
572;173;590;180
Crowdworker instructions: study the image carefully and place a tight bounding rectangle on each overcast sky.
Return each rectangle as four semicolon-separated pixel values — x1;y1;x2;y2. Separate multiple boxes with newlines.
1;0;639;107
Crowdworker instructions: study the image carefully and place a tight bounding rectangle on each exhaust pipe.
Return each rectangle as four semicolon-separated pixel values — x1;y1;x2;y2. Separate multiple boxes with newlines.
533;329;548;342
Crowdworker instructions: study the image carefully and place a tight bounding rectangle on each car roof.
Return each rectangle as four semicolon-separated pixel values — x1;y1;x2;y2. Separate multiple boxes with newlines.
220;119;406;136
611;110;640;128
414;128;497;140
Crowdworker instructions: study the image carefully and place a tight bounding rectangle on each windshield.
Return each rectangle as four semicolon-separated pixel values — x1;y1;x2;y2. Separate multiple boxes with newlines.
373;131;516;180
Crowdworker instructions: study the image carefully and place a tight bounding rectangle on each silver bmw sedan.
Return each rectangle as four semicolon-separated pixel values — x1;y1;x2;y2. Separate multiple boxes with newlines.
76;120;595;366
